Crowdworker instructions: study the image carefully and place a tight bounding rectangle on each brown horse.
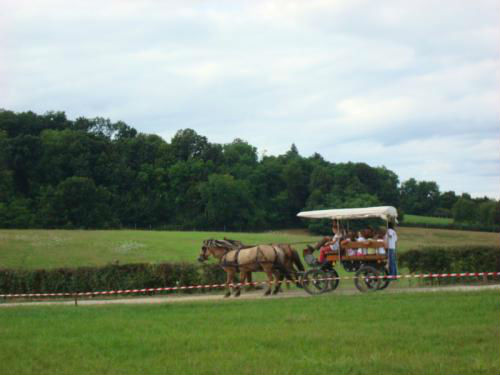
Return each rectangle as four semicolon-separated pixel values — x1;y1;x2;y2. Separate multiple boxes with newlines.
274;242;305;281
202;239;305;292
198;241;293;297
221;238;305;281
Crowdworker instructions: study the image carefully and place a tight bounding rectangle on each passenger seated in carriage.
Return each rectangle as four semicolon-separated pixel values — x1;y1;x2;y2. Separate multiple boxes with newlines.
356;230;367;256
343;231;357;256
374;229;386;255
318;224;342;264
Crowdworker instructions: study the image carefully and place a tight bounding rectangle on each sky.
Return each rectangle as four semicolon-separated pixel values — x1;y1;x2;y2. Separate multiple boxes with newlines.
2;0;499;198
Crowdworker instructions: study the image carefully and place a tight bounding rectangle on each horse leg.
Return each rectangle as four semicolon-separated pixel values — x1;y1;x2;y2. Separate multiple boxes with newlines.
273;270;284;294
245;272;253;291
273;270;283;293
283;265;296;290
224;270;233;298
284;265;299;289
263;267;274;296
282;262;290;290
235;271;245;297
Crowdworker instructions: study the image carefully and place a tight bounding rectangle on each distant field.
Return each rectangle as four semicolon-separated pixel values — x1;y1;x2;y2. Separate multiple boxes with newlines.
0;227;498;270
0;290;498;375
0;230;313;270
395;226;498;253
403;214;453;225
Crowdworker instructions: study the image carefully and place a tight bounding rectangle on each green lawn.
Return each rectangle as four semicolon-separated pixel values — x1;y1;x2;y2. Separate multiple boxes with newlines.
395;226;498;253
0;228;498;270
0;230;314;269
0;290;498;375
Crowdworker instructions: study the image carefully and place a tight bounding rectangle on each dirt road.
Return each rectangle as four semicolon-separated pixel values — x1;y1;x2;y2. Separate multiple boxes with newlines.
1;284;498;308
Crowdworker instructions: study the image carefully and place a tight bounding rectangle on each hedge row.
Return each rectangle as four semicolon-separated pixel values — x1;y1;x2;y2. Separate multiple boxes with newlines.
399;245;500;274
0;262;227;295
399;221;500;233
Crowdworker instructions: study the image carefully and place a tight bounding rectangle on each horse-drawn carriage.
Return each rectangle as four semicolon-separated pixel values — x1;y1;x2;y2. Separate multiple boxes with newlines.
297;206;398;294
198;206;398;298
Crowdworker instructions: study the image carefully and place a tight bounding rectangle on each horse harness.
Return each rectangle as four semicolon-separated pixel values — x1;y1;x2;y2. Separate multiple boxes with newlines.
220;245;282;272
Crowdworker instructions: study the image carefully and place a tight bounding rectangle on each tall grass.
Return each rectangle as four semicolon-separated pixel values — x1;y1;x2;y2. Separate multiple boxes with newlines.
0;291;498;375
0;230;313;269
0;228;498;270
404;214;453;225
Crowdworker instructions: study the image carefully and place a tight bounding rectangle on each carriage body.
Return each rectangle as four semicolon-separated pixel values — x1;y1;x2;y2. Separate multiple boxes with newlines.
325;239;387;272
297;206;397;293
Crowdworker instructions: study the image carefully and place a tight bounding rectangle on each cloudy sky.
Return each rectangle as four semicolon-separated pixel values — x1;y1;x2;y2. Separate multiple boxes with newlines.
2;0;499;198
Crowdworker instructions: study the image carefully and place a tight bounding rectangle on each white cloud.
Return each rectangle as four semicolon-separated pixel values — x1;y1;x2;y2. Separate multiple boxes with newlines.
320;136;500;198
336;97;415;129
1;0;499;198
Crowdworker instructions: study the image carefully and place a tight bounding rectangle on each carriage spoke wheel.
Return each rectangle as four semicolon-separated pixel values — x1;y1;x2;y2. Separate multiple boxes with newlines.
377;268;391;290
324;269;340;292
354;265;381;292
302;269;329;295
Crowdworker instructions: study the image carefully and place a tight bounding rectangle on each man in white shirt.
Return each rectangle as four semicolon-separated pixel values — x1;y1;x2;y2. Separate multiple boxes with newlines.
384;222;398;277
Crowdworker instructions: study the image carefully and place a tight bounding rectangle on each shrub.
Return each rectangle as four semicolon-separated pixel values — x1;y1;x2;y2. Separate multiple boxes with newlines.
0;262;227;296
399;245;500;274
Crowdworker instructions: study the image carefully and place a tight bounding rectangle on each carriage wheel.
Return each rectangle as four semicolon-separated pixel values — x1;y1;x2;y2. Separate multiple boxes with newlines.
302;269;328;295
354;265;381;292
324;268;340;292
377;268;391;290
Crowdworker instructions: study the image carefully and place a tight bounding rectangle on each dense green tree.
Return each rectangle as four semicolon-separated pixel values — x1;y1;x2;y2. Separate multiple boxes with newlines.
439;191;458;210
0;110;67;137
0;130;14;202
39;177;114;228
0;198;35;228
222;139;258;179
400;178;440;215
374;166;400;207
199;174;260;230
38;129;111;185
495;202;500;225
478;200;497;226
309;165;334;193
452;197;478;223
282;158;309;221
3;134;42;195
167;159;208;226
170;129;209;161
0;109;494;230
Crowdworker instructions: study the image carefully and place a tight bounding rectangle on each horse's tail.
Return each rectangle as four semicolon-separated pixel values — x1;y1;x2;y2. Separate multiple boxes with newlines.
276;261;293;281
272;249;293;281
291;249;305;272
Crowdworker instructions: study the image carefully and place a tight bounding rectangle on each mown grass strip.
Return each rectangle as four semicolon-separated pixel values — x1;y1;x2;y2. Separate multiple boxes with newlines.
0;290;498;375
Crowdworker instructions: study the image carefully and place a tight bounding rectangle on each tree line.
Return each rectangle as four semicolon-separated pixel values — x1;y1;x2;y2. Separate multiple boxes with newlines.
0;109;498;230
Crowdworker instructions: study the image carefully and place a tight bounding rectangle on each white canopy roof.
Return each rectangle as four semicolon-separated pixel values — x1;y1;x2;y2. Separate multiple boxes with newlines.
297;206;398;222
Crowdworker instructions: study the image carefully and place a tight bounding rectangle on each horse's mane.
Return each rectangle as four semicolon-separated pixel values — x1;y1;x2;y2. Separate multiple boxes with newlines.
203;238;255;250
203;239;242;250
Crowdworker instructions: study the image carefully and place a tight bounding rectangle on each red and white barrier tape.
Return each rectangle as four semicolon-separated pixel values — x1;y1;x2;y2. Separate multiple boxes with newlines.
1;271;499;299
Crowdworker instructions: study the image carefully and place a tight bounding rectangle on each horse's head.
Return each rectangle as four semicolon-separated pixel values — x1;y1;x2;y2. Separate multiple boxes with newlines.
198;239;237;262
198;243;211;263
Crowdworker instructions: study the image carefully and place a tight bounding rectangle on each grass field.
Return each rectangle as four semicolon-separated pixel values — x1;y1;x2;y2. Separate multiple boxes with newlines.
0;227;498;270
1;229;498;375
403;214;453;225
0;290;498;375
